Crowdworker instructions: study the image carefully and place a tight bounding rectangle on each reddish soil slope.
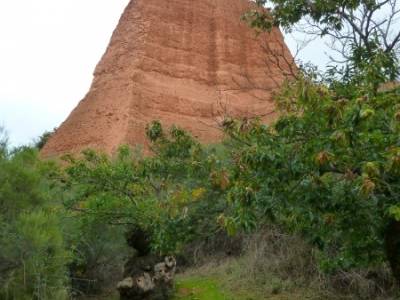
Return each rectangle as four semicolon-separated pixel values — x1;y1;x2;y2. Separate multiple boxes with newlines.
41;0;292;157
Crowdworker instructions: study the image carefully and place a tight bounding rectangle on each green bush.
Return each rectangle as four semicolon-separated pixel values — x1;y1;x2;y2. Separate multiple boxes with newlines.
62;124;230;255
222;76;400;274
66;208;129;296
0;145;70;299
1;210;69;300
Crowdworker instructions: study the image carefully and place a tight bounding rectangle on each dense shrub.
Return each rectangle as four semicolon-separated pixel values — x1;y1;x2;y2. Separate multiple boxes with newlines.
34;128;57;150
62;124;230;255
66;217;129;296
0;144;70;299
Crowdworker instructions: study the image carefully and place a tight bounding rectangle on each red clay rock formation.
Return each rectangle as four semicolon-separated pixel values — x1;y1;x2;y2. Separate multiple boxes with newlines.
41;0;293;157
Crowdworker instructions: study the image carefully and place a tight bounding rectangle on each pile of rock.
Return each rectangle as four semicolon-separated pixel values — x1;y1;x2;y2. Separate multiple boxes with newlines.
117;229;176;300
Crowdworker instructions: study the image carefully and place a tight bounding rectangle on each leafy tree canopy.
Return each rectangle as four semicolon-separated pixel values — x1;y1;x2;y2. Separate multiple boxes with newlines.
246;0;400;89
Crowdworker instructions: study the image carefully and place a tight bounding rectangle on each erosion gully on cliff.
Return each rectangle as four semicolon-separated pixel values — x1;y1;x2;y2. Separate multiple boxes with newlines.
41;0;292;157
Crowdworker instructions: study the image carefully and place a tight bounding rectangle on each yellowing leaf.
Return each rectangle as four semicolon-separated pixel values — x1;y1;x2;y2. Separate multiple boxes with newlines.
315;151;333;166
389;206;400;221
362;162;380;178
361;176;375;196
192;187;206;200
360;108;375;119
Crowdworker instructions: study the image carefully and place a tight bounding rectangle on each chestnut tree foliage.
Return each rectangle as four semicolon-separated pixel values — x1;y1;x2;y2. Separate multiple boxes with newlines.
221;77;400;273
62;124;230;255
1;2;400;299
246;0;400;90
62;74;400;279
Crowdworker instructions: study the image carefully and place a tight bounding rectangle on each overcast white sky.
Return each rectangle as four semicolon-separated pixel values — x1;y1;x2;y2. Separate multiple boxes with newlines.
0;1;329;147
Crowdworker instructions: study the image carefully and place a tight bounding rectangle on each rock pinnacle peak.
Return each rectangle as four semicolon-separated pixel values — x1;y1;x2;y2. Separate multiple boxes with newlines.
42;0;292;157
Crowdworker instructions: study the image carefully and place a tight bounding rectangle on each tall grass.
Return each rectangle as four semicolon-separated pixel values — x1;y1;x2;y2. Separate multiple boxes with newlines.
179;226;398;299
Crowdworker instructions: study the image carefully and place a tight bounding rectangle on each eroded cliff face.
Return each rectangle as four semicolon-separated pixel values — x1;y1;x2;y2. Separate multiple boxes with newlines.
41;0;292;157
